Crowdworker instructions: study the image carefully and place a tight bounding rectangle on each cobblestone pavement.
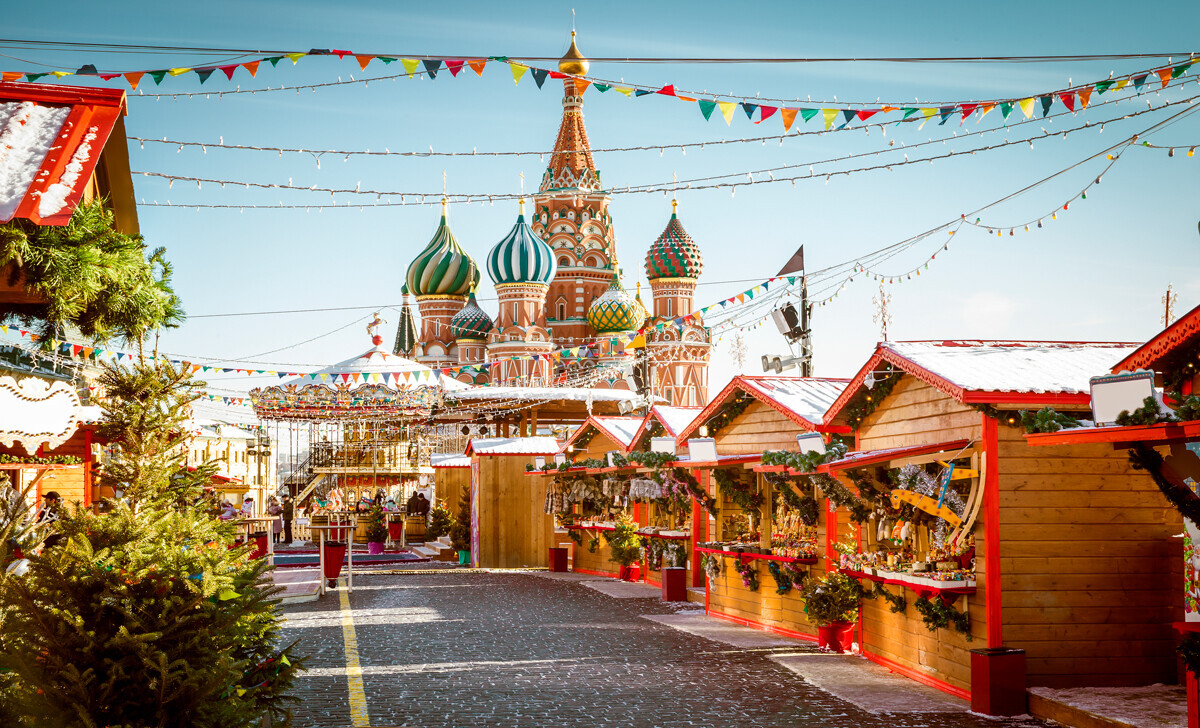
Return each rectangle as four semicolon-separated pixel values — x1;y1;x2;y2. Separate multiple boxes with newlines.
281;570;1048;728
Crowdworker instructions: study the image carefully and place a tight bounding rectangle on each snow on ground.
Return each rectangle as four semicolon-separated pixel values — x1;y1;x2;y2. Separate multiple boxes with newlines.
1029;684;1186;728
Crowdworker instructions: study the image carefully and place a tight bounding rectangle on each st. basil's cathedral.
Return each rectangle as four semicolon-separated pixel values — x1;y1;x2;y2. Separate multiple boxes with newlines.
396;34;711;407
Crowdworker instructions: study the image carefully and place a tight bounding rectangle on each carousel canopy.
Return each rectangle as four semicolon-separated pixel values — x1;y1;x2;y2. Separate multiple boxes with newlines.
250;338;470;421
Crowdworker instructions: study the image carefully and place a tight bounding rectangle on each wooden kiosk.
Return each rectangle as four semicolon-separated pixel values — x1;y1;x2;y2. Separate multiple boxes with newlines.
466;437;562;568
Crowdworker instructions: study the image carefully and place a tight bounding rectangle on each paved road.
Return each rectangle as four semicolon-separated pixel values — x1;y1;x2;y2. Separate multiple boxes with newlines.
281;570;1047;728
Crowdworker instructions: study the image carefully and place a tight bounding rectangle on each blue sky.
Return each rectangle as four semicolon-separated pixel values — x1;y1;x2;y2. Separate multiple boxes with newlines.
7;1;1200;414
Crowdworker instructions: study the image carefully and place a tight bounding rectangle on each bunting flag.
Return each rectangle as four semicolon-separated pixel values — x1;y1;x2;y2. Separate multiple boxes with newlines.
511;63;529;85
717;101;737;125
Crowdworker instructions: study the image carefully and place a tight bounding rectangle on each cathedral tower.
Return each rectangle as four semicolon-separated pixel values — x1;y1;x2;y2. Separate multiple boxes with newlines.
644;200;711;406
405;201;479;369
532;33;617;350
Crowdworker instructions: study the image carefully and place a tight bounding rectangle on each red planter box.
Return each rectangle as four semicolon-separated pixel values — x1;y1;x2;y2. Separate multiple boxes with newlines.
970;648;1027;716
661;566;687;602
817;621;856;653
548;547;568;572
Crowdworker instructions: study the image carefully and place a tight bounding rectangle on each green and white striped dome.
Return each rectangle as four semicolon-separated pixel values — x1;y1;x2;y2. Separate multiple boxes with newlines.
487;203;557;286
587;269;646;334
450;290;494;340
406;204;480;297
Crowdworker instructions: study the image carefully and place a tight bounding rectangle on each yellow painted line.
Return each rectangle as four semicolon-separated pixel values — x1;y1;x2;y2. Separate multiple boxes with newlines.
338;579;370;727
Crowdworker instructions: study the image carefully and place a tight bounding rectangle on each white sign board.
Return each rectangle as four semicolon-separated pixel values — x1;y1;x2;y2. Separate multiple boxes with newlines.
0;376;81;455
796;432;826;455
687;437;718;463
650;437;676;454
1090;370;1156;425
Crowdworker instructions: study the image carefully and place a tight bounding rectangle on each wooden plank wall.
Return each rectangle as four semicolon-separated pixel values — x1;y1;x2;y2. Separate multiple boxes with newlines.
854;375;985;693
996;425;1183;687
572;532;622;577
714;400;809;455
434;467;470;520
857;377;981;451
476;455;553;568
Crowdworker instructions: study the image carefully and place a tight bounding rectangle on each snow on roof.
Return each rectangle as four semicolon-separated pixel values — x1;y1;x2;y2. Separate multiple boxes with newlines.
884;341;1140;394
465;436;561;456
590;416;644;448
650;406;700;437
739;377;850;426
430;453;471;468
451;386;642;403
0;83;127;226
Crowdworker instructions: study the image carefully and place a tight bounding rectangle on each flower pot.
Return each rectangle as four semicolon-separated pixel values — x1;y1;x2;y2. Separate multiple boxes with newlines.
458;550;470;565
367;541;385;555
322;541;347;580
618;565;640;581
817;621;856;653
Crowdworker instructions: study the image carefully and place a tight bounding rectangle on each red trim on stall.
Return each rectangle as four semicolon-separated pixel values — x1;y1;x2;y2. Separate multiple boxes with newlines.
704;608;819;644
983;413;1002;648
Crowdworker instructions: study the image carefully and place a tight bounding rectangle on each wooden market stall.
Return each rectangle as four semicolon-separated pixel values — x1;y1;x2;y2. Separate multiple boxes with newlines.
431;453;471;523
466;436;563;568
818;339;1181;705
673;375;850;638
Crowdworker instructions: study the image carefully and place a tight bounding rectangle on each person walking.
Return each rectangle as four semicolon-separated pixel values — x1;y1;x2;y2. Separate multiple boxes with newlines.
266;496;283;544
281;494;294;545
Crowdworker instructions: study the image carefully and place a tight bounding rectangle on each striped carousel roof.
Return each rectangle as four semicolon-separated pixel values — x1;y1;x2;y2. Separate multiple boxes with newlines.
450;290;494;340
586;269;645;334
645;200;703;280
406;204;480;297
487;203;557;286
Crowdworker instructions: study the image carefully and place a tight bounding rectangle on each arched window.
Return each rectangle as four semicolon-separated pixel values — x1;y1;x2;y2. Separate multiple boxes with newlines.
558;257;569;267
558;302;566;320
667;298;674;317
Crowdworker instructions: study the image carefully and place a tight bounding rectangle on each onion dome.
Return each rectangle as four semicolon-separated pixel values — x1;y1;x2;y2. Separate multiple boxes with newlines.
645;199;703;280
487;200;557;286
450;289;494;340
406;201;480;297
587;268;646;334
558;31;589;76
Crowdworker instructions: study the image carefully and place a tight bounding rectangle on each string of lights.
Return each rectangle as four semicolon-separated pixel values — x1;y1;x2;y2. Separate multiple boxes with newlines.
128;74;1193;168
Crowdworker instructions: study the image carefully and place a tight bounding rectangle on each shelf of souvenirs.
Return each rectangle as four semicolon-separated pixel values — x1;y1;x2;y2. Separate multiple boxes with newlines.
837;552;976;595
695;541;818;565
563;522;691;541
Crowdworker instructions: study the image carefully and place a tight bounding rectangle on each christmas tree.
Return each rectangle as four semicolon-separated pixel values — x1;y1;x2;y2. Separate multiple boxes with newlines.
0;362;303;727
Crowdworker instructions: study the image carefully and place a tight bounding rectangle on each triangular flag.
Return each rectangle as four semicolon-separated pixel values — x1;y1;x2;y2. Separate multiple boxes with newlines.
900;108;919;120
717;101;737;125
422;59;442;79
781;108;798;131
958;104;976;123
468;59;487;76
1077;88;1092;108
167;67;192;76
219;65;238;80
511;63;528;84
1018;98;1035;119
50;71;73;78
195;68;215;84
658;84;676;96
377;57;396;65
331;49;351;59
242;61;260;77
1115;78;1130;90
149;70;167;85
918;107;937;129
1172;62;1192;78
1132;74;1147;91
857;108;879;121
1058;92;1075;112
124;72;145;89
999;101;1014;118
1157;68;1173;88
265;57;284;67
593;83;611;92
1;72;21;82
74;64;97;76
822;108;838;130
842;109;857;125
286;52;306;64
757;105;777;123
742;102;758;120
1095;80;1114;94
355;55;374;71
1038;95;1053;117
698;99;717;121
614;87;633;96
530;68;548;88
634;89;652;97
401;58;419;77
446;60;464;77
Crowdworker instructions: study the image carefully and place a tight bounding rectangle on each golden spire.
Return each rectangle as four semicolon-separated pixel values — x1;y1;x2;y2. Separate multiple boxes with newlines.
671;197;678;217
519;197;526;216
559;31;589;75
440;197;448;219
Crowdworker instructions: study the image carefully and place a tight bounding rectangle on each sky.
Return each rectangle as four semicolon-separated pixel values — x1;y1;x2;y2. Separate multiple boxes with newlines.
5;0;1200;421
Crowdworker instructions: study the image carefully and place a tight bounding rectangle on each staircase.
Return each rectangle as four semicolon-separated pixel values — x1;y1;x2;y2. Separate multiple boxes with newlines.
282;452;327;505
410;535;459;562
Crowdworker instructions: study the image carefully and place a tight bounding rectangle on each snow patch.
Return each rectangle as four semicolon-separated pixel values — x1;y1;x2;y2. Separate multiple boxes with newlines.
36;125;98;217
1029;684;1185;728
0;101;71;222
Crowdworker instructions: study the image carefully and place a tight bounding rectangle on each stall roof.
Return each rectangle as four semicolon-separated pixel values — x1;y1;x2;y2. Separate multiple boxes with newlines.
1025;420;1200;448
1111;302;1200;375
0;82;128;227
561;415;643;453
677;375;850;443
627;405;701;451
826;340;1140;425
430;453;471;468
465;436;561;456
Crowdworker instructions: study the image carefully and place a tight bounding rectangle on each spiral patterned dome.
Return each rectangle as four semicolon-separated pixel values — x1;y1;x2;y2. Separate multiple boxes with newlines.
406;204;480;297
487;203;557;286
587;269;646;334
450;290;494;340
645;200;703;280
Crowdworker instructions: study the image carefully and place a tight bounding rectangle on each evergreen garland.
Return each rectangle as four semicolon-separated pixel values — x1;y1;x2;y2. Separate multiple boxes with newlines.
733;557;759;591
0;454;82;465
713;468;763;515
767;561;794;595
867;583;908;613
912;595;971;638
776;483;820;527
1116;395;1170;426
672;467;717;517
1178;633;1200;674
566;529;583;547
1129;443;1200;524
705;395;754;437
814;474;873;523
1020;407;1083;433
845;365;899;430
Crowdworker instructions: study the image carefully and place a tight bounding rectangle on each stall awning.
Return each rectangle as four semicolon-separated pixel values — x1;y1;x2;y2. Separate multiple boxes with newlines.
820;439;973;472
1025;420;1200;448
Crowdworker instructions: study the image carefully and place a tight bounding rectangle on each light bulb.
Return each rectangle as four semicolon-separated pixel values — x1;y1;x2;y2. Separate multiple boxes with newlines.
1052;213;1057;220
1169;148;1175;157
